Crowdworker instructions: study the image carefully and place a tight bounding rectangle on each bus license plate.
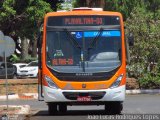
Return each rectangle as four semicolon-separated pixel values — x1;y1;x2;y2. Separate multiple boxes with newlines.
77;96;92;101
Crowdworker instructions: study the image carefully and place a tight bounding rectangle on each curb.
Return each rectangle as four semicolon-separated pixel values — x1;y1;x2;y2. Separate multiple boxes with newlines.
0;105;30;120
18;93;38;99
126;89;160;94
0;94;19;101
0;93;38;101
0;105;30;114
0;90;160;101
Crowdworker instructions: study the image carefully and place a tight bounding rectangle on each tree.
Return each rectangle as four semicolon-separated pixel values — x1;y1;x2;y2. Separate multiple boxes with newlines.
73;0;105;9
44;0;63;11
0;0;52;60
25;0;52;58
126;6;160;88
104;0;147;20
73;0;159;21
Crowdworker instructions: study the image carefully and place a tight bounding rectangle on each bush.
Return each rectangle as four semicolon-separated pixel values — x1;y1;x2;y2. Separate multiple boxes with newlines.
139;72;160;89
10;54;37;63
20;57;37;63
9;54;20;63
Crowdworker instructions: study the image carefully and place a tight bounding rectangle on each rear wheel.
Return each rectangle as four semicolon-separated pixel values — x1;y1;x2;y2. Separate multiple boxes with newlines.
58;104;67;113
105;101;123;114
48;103;58;115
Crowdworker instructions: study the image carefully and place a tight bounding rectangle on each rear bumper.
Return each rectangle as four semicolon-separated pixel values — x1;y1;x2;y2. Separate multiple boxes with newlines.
43;85;125;103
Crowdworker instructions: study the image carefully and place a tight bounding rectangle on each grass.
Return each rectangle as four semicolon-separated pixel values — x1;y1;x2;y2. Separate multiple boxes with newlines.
0;79;37;95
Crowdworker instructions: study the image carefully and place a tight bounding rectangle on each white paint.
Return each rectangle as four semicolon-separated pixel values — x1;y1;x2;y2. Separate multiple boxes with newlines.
43;85;126;102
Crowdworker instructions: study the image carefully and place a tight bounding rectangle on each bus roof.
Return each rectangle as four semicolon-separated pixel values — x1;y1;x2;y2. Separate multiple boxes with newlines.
45;10;122;18
72;7;103;11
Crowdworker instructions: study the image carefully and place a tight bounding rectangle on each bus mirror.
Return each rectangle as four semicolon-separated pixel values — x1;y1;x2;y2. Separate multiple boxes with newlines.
128;33;134;46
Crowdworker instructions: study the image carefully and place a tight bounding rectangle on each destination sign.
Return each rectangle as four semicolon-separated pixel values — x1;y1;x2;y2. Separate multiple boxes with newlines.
47;16;120;26
64;17;103;25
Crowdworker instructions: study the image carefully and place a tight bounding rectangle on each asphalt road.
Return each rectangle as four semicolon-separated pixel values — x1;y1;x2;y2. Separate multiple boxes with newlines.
0;94;160;120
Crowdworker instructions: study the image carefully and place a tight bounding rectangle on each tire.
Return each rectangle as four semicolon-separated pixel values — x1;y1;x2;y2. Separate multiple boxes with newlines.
48;103;58;115
58;104;67;113
105;101;123;115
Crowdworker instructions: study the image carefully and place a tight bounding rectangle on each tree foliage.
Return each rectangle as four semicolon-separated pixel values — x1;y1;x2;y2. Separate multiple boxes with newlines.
126;6;160;88
73;0;160;20
0;0;62;60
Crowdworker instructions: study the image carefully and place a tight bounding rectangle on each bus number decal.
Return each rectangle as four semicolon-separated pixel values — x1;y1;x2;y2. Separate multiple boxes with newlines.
52;58;73;65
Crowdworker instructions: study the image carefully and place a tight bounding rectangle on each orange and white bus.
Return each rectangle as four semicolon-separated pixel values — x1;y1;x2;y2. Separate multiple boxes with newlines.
38;7;132;115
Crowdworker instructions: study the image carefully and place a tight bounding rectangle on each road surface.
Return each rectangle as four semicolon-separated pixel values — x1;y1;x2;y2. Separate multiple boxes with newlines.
0;94;160;120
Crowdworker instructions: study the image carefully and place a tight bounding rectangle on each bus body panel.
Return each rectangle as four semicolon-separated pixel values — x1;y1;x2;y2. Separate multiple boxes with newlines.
41;64;126;90
39;10;126;105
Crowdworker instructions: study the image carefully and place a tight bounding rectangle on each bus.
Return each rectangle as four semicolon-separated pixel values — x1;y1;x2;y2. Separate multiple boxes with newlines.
38;7;133;115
